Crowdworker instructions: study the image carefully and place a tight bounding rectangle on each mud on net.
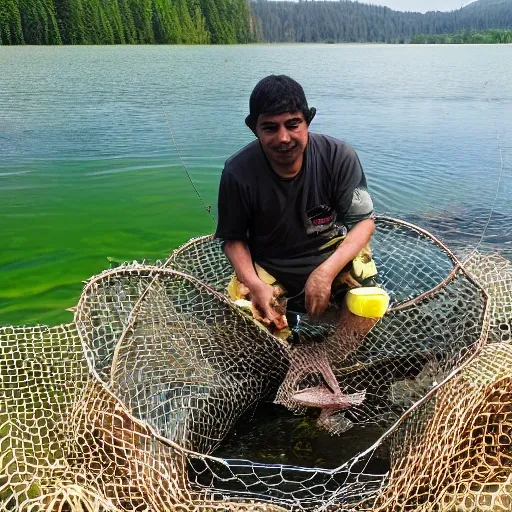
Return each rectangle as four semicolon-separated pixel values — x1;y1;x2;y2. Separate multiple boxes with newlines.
0;215;511;511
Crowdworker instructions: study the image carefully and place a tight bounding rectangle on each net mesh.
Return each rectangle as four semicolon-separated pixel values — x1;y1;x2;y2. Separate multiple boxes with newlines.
1;215;511;511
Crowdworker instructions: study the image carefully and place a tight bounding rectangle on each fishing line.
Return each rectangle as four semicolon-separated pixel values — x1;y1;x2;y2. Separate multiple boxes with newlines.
467;80;505;259
160;101;216;224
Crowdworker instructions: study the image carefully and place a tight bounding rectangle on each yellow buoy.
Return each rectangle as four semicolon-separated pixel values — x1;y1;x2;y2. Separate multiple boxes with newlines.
345;287;390;319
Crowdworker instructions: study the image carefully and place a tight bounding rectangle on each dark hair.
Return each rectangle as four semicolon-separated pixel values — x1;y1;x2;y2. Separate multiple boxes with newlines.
245;75;316;132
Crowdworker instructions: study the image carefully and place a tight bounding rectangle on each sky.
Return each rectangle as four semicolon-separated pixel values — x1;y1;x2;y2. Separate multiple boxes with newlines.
283;0;475;13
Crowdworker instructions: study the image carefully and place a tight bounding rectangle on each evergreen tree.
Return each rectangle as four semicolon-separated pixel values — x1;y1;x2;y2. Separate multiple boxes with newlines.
152;0;180;43
200;0;230;44
100;0;125;44
54;0;86;44
80;0;117;44
129;0;154;44
232;0;253;43
188;0;210;44
177;0;194;43
0;0;24;45
17;0;61;45
117;0;136;44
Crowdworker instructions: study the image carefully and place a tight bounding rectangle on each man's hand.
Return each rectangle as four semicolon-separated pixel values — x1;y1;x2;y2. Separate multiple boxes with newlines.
305;218;375;318
222;241;287;331
249;281;287;330
305;268;334;318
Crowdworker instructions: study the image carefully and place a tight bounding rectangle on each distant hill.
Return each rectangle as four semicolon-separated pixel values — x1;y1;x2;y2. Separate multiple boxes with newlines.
251;0;512;43
464;0;510;8
455;0;512;28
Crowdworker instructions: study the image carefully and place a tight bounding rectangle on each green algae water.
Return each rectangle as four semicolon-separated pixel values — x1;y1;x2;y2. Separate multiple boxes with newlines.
1;44;511;326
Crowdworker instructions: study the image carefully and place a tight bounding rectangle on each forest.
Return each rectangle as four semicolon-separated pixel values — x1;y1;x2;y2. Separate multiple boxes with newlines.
0;0;255;45
411;29;512;44
1;0;512;45
252;0;512;43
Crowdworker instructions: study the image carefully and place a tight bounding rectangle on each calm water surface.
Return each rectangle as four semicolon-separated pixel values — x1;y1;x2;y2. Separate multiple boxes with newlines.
0;44;511;325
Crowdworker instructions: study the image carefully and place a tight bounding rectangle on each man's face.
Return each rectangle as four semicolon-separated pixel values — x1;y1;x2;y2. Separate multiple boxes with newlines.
255;111;309;172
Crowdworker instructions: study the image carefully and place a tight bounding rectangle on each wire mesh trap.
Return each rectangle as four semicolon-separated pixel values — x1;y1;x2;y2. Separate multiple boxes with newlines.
1;216;511;511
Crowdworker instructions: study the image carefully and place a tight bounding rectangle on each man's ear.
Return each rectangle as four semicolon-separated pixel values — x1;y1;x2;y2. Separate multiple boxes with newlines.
245;115;258;136
306;107;316;126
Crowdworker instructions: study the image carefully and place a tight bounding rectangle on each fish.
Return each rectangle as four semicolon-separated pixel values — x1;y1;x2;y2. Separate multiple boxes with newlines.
292;386;366;410
292;386;366;434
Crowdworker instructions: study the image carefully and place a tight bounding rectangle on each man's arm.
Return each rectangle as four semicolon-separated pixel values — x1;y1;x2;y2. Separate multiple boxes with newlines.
303;141;375;317
223;240;284;326
216;168;284;327
305;218;375;317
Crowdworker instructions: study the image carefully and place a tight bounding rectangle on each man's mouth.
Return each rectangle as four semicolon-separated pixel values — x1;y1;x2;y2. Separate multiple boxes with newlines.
274;144;298;155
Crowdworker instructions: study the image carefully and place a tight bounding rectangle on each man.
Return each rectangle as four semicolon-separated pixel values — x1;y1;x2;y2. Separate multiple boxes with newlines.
215;75;375;328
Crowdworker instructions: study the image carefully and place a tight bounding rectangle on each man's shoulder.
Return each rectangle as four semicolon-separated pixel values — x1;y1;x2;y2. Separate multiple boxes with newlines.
224;140;263;177
309;133;356;157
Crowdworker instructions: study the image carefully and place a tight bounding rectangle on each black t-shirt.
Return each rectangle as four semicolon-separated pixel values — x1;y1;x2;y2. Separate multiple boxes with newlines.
215;133;373;296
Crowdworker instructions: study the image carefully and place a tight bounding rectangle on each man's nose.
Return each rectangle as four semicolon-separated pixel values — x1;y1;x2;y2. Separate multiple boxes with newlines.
276;126;291;143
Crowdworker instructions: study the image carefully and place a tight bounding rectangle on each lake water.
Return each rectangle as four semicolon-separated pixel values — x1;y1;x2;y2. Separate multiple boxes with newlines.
0;44;511;326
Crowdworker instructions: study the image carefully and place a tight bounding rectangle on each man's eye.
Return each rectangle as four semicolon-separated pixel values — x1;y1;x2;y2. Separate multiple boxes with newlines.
286;123;300;129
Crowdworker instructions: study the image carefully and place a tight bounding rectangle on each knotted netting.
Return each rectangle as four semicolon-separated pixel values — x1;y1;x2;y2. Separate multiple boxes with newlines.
168;219;488;435
2;210;511;512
